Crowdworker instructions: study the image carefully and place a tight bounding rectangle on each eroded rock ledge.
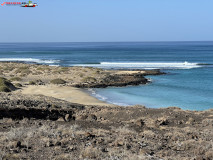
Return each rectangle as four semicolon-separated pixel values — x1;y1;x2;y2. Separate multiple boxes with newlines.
0;93;213;160
73;74;149;88
73;69;164;88
0;93;84;121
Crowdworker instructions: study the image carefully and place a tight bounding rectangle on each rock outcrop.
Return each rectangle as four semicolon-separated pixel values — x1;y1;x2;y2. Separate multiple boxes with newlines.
73;74;148;88
0;93;213;160
73;70;164;88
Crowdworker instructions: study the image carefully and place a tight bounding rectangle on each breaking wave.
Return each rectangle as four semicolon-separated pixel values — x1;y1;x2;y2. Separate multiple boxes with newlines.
0;58;60;64
72;61;202;69
87;89;129;106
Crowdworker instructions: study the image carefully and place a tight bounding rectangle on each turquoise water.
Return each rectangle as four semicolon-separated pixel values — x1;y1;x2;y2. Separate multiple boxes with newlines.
92;68;213;110
0;42;212;110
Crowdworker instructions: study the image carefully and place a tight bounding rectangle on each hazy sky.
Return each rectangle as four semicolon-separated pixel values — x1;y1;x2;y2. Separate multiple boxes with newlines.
0;0;213;42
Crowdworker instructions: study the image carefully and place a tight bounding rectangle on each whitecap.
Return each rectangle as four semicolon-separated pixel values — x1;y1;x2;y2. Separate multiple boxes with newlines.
71;61;201;69
0;58;60;64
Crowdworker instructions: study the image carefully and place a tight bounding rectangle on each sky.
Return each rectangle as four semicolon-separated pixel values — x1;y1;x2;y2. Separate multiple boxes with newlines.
0;0;213;42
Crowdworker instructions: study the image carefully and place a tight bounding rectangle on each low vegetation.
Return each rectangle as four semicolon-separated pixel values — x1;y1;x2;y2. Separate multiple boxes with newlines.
0;95;213;160
10;77;22;82
0;77;16;92
82;77;97;83
29;81;36;85
50;78;66;84
59;67;69;72
37;66;51;72
15;68;31;75
0;62;163;88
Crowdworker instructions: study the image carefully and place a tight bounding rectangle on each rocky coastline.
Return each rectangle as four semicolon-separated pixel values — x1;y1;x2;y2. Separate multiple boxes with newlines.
0;92;213;160
0;62;212;160
0;62;164;89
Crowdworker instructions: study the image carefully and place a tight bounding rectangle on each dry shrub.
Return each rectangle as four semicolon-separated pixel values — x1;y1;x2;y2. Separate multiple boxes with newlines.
50;78;66;84
82;77;97;83
80;146;101;159
10;77;22;81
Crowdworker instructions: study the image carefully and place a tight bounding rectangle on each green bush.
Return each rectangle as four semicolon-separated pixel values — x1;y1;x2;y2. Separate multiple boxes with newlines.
0;77;16;92
0;86;11;92
50;79;66;84
29;81;36;85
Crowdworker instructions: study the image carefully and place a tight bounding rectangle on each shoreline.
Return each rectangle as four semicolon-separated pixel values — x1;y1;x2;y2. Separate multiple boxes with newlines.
0;62;164;107
0;62;213;159
18;85;113;106
0;61;210;110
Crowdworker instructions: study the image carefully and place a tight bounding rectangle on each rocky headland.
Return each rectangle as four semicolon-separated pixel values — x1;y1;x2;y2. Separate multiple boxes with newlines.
0;62;163;89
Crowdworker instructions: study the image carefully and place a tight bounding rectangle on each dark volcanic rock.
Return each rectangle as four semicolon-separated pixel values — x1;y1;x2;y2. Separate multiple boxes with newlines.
0;93;213;160
0;107;76;121
0;93;84;121
74;74;149;88
73;69;164;88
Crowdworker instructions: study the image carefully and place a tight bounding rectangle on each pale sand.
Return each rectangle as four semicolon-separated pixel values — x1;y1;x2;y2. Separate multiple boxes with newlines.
115;71;146;75
20;85;112;106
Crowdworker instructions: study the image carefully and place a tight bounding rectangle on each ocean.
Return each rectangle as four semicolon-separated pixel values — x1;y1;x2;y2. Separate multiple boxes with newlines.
0;42;212;110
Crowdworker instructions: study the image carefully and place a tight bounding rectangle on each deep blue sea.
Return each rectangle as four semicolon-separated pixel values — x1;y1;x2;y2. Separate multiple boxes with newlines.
0;42;212;110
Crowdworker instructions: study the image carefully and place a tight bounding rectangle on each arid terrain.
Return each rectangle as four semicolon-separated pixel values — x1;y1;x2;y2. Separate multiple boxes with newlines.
0;62;213;160
0;62;162;88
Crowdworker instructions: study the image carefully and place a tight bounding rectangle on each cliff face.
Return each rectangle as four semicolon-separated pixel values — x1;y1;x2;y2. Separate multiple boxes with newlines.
0;93;213;160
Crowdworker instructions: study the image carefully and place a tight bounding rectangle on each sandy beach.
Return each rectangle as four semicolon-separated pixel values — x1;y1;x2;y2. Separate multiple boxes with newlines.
20;85;111;106
0;62;162;106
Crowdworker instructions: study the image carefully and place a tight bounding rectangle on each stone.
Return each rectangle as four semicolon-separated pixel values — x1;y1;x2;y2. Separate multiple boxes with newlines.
64;114;71;122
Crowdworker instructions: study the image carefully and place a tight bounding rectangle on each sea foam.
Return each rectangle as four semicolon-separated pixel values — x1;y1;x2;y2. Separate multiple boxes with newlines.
72;61;201;69
0;58;59;64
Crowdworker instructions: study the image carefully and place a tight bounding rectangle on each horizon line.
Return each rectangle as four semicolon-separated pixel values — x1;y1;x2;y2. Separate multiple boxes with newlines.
0;40;213;43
